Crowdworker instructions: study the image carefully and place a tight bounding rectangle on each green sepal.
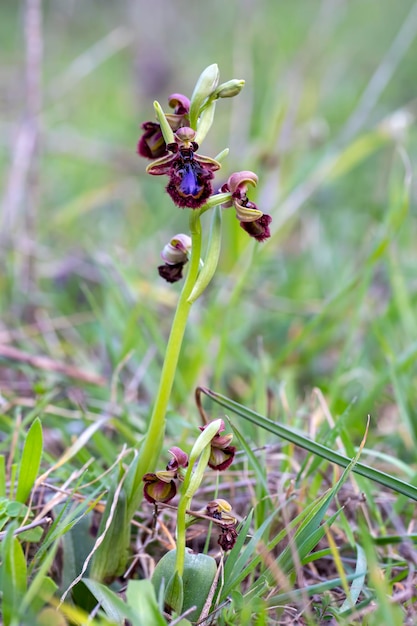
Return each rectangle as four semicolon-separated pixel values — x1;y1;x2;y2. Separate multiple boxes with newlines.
214;148;229;163
153;100;175;146
189;64;219;129
195;99;217;144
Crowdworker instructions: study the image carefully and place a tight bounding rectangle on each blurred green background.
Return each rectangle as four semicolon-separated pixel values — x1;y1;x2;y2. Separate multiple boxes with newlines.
1;0;417;451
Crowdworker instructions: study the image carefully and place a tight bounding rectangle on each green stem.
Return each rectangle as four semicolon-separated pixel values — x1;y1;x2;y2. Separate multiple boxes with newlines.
175;444;211;577
127;210;202;515
175;491;190;577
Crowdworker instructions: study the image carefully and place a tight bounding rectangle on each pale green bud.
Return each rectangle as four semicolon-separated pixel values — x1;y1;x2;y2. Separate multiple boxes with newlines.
189;64;220;128
212;79;245;99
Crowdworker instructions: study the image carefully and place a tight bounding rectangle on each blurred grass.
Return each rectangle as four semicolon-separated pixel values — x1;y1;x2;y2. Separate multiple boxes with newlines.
1;2;417;620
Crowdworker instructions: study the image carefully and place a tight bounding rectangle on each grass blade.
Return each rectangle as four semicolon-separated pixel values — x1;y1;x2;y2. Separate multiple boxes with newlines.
1;528;27;626
15;417;43;504
201;388;417;501
339;543;367;614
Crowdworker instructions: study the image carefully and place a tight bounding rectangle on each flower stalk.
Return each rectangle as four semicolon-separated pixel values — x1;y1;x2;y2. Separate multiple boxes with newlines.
126;209;203;516
174;419;221;577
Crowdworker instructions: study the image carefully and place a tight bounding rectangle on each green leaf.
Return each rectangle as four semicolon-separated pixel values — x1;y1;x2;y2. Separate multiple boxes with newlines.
60;512;96;592
0;454;5;497
339;543;367;614
82;578;169;625
26;576;58;617
90;483;130;582
164;571;184;615
275;508;342;582
152;550;217;621
81;578;142;625
221;509;277;600
202;388;417;501
274;438;368;580
6;501;27;518
15;418;43;504
266;571;368;607
1;528;27;626
21;543;59;616
126;580;168;626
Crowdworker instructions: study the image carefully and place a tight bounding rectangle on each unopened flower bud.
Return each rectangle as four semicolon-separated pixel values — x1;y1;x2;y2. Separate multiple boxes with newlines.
189;64;220;127
161;234;192;265
191;64;220;107
212;79;245;99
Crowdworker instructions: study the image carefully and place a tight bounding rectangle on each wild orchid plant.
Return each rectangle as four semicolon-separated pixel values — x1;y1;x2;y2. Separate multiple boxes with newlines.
91;65;271;613
134;63;271;486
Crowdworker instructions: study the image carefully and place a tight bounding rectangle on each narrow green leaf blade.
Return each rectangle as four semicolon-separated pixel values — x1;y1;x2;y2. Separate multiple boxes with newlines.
0;454;5;497
339;543;367;614
82;578;140;625
127;579;168;626
1;530;27;626
15;418;43;504
202;388;417;501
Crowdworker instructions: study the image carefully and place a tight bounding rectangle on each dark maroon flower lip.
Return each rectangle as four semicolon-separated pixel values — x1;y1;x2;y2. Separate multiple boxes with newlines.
240;214;272;242
146;127;221;209
142;446;188;503
166;158;215;208
158;262;186;283
143;472;177;504
208;445;236;471
218;526;238;551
